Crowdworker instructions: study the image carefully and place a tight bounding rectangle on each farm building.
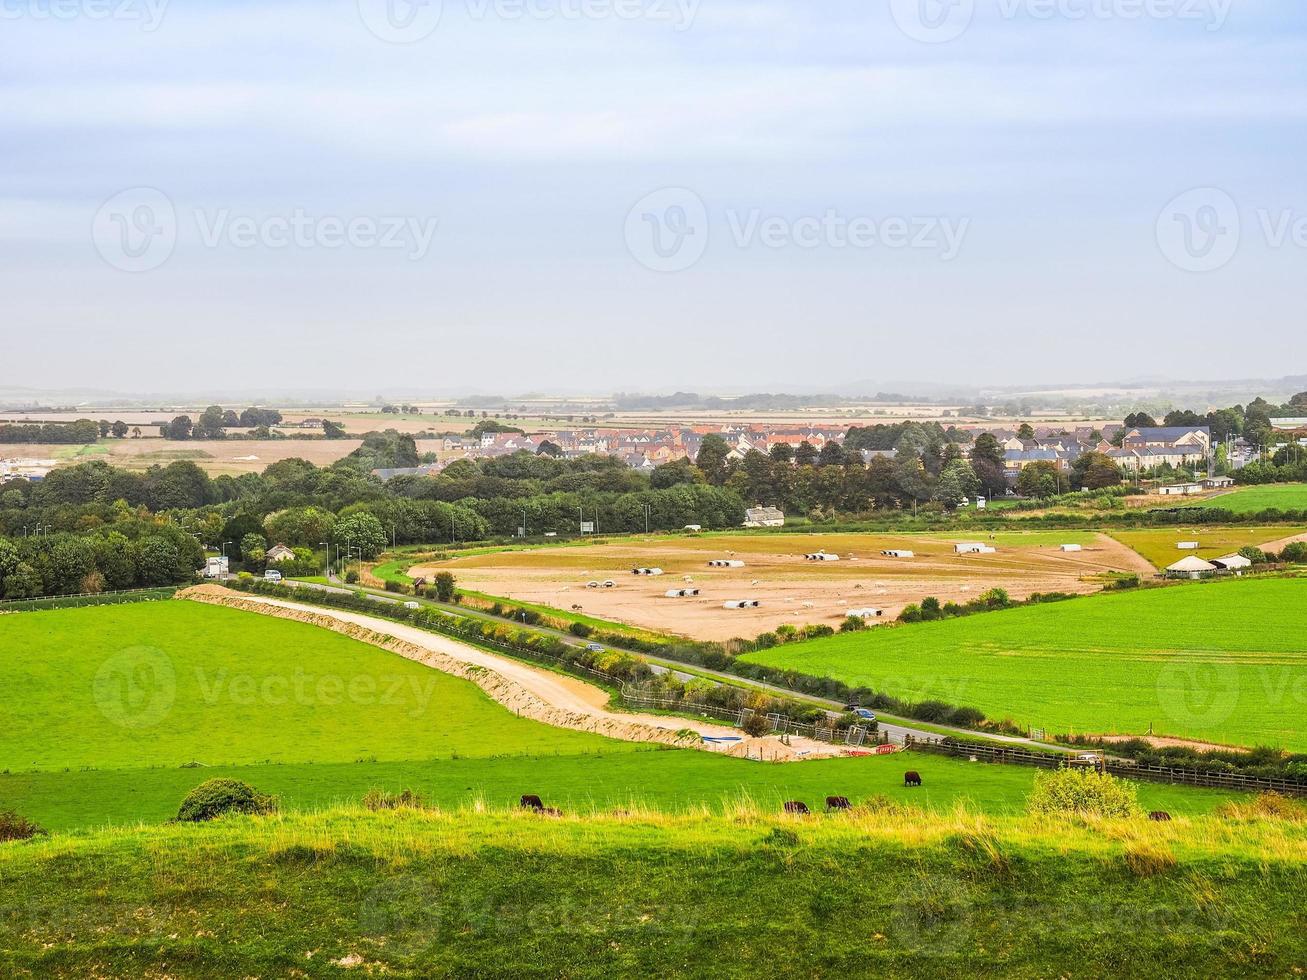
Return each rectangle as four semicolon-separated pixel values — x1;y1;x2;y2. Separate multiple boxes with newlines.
1203;476;1235;490
846;608;885;620
1059;544;1082;553
707;559;746;568
1212;554;1253;572
665;588;702;598
631;567;664;576
1177;542;1200;551
723;599;762;609
1155;483;1204;497
881;549;915;558
1166;556;1218;580
955;543;997;555
803;552;841;562
744;505;785;528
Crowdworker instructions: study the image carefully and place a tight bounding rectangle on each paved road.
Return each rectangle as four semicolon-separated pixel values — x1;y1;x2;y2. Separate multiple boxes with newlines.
284;576;1072;753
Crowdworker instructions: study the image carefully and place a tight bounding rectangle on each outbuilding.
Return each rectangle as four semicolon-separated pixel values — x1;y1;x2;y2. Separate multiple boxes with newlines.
1212;553;1253;572
1177;542;1201;551
1059;544;1082;553
846;608;885;620
1166;556;1218;580
707;559;746;568
881;549;915;558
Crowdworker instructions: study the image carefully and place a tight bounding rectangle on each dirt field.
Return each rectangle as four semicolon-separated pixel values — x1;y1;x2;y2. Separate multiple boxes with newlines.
411;531;1154;640
0;439;383;475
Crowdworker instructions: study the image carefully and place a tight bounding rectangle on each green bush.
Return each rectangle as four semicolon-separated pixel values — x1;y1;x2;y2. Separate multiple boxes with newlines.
568;621;594;638
177;779;278;823
0;810;47;843
1026;768;1139;819
742;711;773;737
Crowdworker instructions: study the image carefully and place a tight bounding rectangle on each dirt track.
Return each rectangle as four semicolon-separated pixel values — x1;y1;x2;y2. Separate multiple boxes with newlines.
178;586;841;762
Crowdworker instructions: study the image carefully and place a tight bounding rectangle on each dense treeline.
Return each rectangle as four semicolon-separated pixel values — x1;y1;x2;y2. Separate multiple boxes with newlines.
0;420;101;444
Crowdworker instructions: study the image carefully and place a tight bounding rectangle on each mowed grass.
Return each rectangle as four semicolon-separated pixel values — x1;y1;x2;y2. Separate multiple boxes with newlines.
1109;525;1306;569
740;577;1307;750
0;747;1239;832
0;602;630;771
1179;482;1307;514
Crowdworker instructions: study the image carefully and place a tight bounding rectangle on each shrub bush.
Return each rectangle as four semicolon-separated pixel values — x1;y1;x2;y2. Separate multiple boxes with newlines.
362;787;428;811
568;622;594;638
176;779;278;823
742;711;773;737
1026;768;1139;819
0;811;47;843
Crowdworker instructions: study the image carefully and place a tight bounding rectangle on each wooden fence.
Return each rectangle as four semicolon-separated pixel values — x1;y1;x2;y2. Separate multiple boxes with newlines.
906;735;1307;797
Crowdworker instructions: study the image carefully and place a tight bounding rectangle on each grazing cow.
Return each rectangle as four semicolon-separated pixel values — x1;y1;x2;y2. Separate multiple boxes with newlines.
904;771;922;787
1149;811;1172;822
520;795;544;811
825;796;852;812
783;801;811;815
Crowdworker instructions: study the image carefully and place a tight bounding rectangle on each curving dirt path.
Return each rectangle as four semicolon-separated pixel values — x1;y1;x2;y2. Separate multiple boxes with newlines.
178;586;841;762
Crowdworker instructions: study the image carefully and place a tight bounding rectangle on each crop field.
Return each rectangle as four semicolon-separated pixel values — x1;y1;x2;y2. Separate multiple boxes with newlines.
0;601;1237;832
740;577;1307;750
411;530;1154;640
1178;483;1307;514
1109;526;1307;568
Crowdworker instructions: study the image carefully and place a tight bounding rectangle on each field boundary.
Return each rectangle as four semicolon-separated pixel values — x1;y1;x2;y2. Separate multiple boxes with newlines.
906;736;1307;796
0;587;179;612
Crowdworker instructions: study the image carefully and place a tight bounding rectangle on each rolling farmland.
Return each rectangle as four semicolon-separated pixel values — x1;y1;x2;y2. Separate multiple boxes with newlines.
413;530;1153;640
740;577;1307;750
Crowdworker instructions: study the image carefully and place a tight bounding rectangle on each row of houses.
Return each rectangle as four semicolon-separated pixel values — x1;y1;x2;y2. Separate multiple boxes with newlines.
373;423;1216;484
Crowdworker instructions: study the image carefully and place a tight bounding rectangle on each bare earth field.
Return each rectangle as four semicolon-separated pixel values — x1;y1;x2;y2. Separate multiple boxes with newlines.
0;439;372;474
412;531;1154;640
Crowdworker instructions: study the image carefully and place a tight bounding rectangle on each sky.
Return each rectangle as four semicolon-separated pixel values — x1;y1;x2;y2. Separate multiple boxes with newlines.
2;0;1305;396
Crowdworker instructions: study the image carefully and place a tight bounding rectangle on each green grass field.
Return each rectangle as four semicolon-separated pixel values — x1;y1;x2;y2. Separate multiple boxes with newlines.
0;601;1243;832
740;577;1307;750
1180;483;1307;514
1;806;1302;977
0;745;1237;833
1109;526;1305;569
0;602;626;771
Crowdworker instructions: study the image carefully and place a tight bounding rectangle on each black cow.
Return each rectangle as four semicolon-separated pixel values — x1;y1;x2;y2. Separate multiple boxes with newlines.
825;796;852;812
783;801;811;815
520;795;544;811
1149;811;1172;822
904;771;923;787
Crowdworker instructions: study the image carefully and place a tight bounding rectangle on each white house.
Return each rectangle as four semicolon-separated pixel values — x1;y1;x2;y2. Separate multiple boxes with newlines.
744;505;785;528
1155;483;1204;497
